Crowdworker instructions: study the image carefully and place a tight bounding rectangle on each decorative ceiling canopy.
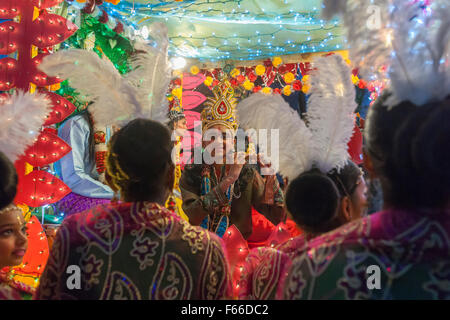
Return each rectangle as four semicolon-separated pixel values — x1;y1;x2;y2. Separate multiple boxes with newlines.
94;0;346;61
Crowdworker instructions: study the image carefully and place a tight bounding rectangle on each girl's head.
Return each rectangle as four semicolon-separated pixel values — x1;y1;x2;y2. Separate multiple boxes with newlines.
105;119;174;204
168;117;187;131
0;205;28;269
285;161;367;235
364;92;450;210
0;151;17;211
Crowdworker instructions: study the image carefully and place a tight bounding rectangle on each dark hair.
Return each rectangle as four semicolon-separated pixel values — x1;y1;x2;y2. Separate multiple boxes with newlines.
0;151;18;210
364;91;450;209
297;91;307;120
285;160;361;234
80;110;95;163
107;119;173;202
328;161;362;198
167;120;175;131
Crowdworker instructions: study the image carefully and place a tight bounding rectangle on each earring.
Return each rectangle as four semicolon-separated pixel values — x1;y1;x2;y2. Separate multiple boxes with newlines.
167;193;176;212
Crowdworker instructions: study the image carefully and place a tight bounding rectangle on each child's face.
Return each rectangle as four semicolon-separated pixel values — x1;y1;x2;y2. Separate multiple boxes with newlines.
175;118;187;131
0;208;28;269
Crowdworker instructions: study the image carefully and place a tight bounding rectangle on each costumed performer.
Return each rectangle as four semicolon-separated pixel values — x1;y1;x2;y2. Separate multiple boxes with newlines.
165;97;189;221
179;79;286;239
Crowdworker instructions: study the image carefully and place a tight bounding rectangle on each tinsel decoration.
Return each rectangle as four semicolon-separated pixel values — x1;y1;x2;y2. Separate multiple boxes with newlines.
64;14;133;74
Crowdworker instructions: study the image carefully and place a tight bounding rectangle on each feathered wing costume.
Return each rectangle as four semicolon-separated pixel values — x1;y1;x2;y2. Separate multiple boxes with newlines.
237;54;356;180
0;91;51;162
307;54;357;173
39;49;144;127
39;24;173;126
322;0;450;107
126;22;171;123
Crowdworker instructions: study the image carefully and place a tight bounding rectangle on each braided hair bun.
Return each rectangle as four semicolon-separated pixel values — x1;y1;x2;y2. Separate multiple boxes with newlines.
107;119;173;202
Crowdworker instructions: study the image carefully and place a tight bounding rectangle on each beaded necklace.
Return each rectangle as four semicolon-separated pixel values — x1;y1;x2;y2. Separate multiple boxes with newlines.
200;164;234;237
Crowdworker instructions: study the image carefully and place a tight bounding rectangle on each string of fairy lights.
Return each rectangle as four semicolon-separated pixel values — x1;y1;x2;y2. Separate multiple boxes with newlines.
63;0;347;61
164;24;342;61
103;0;324;22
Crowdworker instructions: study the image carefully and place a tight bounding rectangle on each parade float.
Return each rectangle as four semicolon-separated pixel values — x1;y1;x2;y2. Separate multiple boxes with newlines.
0;0;383;291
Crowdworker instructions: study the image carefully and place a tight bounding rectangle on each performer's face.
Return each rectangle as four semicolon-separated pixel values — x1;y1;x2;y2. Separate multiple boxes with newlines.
203;124;235;163
175;118;187;130
174;118;188;136
349;176;368;219
0;209;28;269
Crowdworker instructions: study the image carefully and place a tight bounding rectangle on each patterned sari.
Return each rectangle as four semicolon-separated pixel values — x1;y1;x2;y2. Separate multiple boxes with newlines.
279;209;450;299
180;164;285;240
0;285;22;300
0;278;34;300
37;202;232;300
238;234;311;300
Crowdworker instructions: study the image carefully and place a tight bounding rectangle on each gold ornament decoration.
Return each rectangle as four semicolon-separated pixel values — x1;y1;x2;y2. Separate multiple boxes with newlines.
272;57;283;67
190;65;200;75
255;65;266;76
262;87;272;95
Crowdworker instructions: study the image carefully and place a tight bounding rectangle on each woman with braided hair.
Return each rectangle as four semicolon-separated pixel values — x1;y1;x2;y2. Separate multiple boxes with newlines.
37;119;231;300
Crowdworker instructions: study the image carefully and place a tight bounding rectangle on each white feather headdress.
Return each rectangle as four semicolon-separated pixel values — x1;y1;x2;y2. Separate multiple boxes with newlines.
237;93;313;180
237;54;356;179
307;54;356;173
39;49;143;127
322;0;450;107
126;23;172;123
0;91;51;162
39;24;173;127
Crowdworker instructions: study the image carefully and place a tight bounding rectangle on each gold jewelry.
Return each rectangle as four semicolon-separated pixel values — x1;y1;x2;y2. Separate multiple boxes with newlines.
105;150;130;196
0;204;21;215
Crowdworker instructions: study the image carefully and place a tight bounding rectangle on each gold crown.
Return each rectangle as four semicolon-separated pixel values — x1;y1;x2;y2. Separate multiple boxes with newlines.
201;79;238;131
